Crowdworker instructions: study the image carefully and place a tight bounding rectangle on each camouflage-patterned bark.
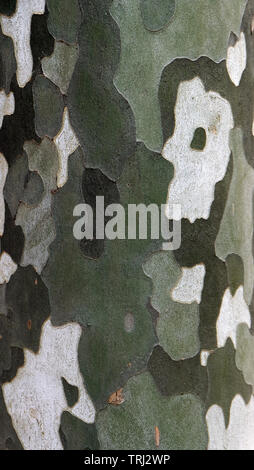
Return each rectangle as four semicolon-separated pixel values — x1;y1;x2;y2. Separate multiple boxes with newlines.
0;0;253;450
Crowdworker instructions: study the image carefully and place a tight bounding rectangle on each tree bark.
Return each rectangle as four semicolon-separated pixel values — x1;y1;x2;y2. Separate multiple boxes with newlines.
0;0;253;450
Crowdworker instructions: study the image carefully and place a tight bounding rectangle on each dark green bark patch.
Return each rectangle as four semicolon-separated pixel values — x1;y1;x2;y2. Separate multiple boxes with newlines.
190;127;206;151
148;346;208;403
207;338;252;427
61;378;79;408
80;168;120;260
0;25;16;93
0;388;23;450
1;203;24;265
6;266;50;353
68;0;136;180
0;0;16;17
47;0;82;45
59;411;99;450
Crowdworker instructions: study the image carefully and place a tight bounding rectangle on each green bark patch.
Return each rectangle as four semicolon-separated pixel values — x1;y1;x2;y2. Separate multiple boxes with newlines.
236;323;254;389
60;411;99;450
0;347;24;385
144;251;200;360
140;0;175;32
33;75;64;139
226;254;244;297
0;0;16;17
207;338;252;427
61;378;79;408
6;266;50;353
97;372;208;450
68;0;136;181
1;202;24;265
42;41;79;95
0;79;40;166
22;172;44;207
47;0;81;45
0;315;12;376
0;25;16;93
5;153;45;214
80;168;120;260
15;139;58;274
190;127;206;151
0;388;22;450
148;346;208;402
4;153;29;218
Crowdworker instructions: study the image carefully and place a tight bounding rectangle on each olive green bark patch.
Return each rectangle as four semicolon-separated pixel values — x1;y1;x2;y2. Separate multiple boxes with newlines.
140;0;175;32
143;251;200;360
61;378;79;408
215;128;254;306
15;138;58;274
148;346;208;402
47;0;81;45
33;75;64;139
190;127;206;151
97;372;208;450
42;41;79;95
236;323;254;389
68;0;136;181
207;338;252;427
60;411;99;450
110;0;247;151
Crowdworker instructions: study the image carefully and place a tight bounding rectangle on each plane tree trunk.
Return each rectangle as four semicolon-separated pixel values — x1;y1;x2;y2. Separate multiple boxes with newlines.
0;0;253;451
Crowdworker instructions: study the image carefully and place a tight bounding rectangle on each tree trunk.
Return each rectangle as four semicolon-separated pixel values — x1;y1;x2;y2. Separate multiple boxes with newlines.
0;0;253;451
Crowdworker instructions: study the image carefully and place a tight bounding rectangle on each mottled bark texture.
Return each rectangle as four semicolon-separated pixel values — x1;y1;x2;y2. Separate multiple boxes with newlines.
0;0;254;450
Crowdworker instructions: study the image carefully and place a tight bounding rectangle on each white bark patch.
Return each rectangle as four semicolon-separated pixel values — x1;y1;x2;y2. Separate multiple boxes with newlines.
226;33;246;87
3;319;95;450
1;0;46;88
207;395;254;450
0;252;17;284
200;350;213;367
54;108;79;188
216;286;251;349
0;153;8;236
162;77;234;223
171;263;205;304
0;90;15;127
